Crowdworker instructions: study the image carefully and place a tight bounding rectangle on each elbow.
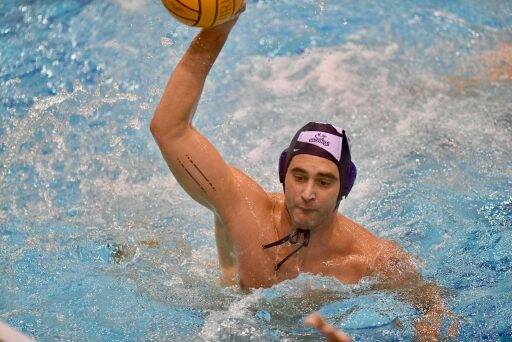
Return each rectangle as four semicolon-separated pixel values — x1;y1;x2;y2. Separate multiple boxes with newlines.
149;116;163;139
149;110;172;142
149;112;188;142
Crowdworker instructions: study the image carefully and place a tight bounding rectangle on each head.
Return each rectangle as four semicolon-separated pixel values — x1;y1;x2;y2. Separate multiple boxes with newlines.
279;122;357;230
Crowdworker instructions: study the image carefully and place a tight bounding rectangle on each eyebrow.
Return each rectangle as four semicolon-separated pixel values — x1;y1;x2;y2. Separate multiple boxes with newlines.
290;167;339;180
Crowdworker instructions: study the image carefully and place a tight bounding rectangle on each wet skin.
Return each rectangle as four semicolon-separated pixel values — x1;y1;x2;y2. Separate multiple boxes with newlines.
150;14;457;340
214;154;395;289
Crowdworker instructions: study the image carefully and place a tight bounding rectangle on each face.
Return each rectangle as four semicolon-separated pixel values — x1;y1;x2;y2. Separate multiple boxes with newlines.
284;154;340;230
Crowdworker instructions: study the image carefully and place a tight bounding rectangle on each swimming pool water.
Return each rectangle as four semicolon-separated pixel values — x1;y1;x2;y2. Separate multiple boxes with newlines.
1;0;511;340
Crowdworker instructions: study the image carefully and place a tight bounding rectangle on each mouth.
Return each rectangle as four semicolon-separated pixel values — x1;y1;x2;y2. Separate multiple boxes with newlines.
297;207;317;213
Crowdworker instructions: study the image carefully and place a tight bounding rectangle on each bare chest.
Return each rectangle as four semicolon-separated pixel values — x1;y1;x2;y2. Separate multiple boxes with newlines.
270;247;372;285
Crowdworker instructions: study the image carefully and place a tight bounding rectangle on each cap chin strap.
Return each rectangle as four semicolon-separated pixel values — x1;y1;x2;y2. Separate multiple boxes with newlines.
262;228;310;271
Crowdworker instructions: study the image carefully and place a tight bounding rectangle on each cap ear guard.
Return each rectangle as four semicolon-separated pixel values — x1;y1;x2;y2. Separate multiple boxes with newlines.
340;161;357;199
278;149;288;184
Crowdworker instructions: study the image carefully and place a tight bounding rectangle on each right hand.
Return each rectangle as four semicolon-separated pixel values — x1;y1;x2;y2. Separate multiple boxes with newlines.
205;0;245;35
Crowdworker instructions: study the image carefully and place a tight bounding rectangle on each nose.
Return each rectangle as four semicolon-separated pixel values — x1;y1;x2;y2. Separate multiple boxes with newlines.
300;180;316;202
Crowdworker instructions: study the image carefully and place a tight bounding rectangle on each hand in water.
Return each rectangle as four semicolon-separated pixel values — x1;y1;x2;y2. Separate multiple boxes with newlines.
305;312;352;342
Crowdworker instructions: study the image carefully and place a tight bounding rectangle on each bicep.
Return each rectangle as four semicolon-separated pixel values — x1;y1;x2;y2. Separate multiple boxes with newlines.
153;126;238;212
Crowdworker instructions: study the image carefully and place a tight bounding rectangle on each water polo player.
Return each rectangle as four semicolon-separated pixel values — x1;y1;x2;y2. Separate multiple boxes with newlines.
150;11;457;340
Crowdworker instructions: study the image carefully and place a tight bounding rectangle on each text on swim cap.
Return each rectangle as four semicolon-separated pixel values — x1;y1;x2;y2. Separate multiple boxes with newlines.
297;131;342;161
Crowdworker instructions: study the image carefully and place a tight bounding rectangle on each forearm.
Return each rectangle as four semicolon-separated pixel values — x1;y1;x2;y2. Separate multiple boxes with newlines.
151;24;235;137
413;307;444;342
184;27;233;77
404;282;456;341
372;243;457;340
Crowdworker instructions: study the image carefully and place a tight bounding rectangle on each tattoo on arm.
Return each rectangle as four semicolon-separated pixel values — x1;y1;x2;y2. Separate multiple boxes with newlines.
186;154;217;191
177;155;217;194
177;158;207;194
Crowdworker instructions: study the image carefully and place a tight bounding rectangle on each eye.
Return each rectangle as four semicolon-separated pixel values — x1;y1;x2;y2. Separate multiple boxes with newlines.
294;174;306;182
318;179;332;187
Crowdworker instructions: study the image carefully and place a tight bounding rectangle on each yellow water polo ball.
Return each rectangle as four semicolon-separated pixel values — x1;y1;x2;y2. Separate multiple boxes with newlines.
161;0;245;28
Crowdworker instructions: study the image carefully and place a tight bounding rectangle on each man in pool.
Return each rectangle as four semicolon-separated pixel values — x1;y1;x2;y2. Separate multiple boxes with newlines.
150;12;456;341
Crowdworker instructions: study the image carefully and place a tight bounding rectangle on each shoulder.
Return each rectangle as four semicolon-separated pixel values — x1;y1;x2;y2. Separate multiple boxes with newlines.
335;216;420;287
217;165;274;216
229;166;273;201
336;215;381;250
336;216;406;261
267;192;284;206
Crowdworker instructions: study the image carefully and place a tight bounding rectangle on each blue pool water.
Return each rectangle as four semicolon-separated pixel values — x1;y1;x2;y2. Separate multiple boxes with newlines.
1;0;511;340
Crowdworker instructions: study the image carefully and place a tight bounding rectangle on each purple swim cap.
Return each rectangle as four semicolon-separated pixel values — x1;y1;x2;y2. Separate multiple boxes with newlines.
278;122;357;208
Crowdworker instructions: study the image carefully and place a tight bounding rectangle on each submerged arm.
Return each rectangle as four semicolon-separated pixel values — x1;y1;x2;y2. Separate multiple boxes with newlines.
372;241;457;341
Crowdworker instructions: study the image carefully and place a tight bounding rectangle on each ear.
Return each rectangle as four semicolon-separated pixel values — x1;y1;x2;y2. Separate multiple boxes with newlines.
336;161;357;209
278;149;288;184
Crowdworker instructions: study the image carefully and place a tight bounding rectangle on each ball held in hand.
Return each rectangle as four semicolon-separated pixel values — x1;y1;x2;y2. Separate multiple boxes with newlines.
162;0;245;28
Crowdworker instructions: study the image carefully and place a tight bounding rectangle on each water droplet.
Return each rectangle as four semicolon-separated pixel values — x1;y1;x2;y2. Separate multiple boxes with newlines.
160;37;173;47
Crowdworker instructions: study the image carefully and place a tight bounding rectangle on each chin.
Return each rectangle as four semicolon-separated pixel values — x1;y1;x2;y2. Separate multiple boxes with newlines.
290;210;319;229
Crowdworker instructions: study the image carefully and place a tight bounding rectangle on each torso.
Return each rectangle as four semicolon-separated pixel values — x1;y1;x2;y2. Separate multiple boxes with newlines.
215;168;384;290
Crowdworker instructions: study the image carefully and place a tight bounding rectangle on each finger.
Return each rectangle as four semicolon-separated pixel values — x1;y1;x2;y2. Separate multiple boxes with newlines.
324;328;352;342
304;312;326;329
234;2;246;17
305;313;351;342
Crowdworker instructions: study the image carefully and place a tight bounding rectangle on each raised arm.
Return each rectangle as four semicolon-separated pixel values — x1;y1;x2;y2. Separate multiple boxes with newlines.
150;16;242;214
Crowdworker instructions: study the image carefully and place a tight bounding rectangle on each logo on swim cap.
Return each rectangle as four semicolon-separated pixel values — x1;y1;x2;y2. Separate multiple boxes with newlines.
297;131;342;161
309;133;330;146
